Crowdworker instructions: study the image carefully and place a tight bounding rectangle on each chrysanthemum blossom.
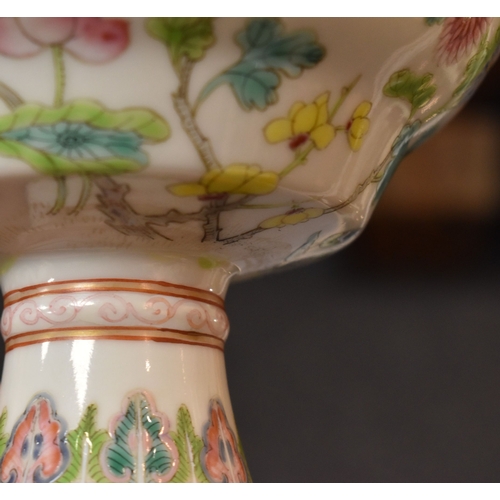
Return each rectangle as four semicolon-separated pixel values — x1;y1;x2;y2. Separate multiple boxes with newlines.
436;17;491;66
0;17;129;63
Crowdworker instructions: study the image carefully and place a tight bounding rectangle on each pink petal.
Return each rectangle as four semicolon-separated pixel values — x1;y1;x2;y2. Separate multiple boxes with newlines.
65;18;129;63
18;18;77;45
0;18;41;57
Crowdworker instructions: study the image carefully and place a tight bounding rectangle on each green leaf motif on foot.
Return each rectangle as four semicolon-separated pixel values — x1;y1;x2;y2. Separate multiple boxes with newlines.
101;391;179;483
171;405;208;483
56;404;110;483
0;408;8;459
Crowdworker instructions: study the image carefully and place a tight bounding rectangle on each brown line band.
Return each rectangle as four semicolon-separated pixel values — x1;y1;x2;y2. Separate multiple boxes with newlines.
4;328;224;353
5;336;224;353
3;278;224;308
4;288;223;310
5;325;225;342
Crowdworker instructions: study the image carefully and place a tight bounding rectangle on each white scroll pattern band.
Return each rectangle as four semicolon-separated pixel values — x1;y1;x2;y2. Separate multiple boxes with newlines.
1;280;228;352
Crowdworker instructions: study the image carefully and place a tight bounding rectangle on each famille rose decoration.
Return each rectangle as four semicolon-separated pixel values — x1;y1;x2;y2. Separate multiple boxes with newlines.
0;17;497;482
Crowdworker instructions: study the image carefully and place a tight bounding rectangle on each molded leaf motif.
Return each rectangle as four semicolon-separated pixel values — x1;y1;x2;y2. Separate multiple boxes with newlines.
101;391;178;483
146;18;214;68
0;395;69;483
0;100;170;176
453;28;500;97
171;405;208;483
0;408;8;459
201;399;247;483
198;18;325;110
57;404;110;483
383;69;437;117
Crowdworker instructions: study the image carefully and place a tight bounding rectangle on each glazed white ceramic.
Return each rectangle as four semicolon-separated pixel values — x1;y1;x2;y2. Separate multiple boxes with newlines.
0;17;498;482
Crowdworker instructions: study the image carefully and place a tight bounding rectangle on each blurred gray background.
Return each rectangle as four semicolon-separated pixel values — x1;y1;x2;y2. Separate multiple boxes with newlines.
2;63;500;482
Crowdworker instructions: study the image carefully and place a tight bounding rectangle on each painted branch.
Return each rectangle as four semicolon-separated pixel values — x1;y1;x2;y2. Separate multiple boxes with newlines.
220;227;265;245
93;176;205;240
172;60;221;171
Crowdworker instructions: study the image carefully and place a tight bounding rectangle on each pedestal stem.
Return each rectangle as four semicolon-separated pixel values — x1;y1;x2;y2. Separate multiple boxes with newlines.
0;252;249;483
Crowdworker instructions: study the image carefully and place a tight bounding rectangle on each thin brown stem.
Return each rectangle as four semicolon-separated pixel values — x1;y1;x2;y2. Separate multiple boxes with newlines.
172;59;221;171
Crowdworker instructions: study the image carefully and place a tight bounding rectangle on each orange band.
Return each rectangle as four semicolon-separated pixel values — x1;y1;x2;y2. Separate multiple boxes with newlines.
4;326;224;353
3;278;224;309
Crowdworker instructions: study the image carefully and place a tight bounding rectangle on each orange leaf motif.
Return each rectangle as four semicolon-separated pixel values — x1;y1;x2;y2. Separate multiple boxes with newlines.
201;399;247;483
0;395;69;483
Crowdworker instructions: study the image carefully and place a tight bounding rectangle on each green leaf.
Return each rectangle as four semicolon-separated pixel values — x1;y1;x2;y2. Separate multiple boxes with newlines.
425;18;445;26
140;397;176;479
0;100;170;141
197;18;325;111
453;29;500;97
171;405;208;483
57;404;110;483
103;392;178;483
0;100;170;176
0;408;8;459
383;69;437;117
105;399;136;480
146;18;214;69
0;139;143;176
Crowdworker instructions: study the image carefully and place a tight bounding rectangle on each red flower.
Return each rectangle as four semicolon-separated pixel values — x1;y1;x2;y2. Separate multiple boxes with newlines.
437;17;491;66
0;18;129;63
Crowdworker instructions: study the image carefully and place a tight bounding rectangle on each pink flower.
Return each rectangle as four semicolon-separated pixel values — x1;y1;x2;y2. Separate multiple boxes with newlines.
436;17;491;66
0;17;129;63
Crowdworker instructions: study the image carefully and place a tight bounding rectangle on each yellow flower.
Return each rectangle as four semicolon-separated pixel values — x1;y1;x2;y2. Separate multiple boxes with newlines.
347;101;371;152
259;207;324;229
169;164;279;198
264;92;336;151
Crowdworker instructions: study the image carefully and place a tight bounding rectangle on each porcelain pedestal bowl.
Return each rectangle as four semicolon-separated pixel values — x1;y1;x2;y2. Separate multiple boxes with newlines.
0;17;497;483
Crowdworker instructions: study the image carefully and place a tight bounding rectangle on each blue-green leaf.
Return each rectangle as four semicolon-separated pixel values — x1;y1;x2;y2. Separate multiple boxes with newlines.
197;19;325;111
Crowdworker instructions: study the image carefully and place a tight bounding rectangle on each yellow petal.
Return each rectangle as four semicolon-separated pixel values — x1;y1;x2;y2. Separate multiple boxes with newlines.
208;166;247;193
304;208;324;219
239;172;279;195
265;119;293;143
226;164;249;175
315;92;330;107
259;215;285;229
353;101;372;119
315;101;329;126
169;183;207;196
244;164;261;181
348;135;363;152
310;124;335;150
288;101;306;120
350;117;370;139
283;212;308;225
292;104;318;135
201;169;221;186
